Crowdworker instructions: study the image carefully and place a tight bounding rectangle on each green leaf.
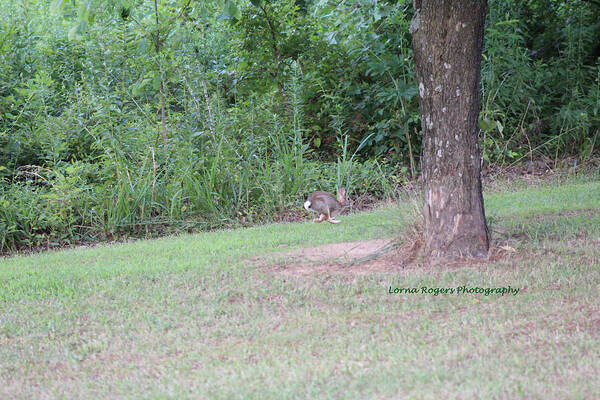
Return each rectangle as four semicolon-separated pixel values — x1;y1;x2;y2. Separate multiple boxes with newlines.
68;25;79;41
313;137;321;148
138;38;148;53
68;21;87;41
250;0;261;7
374;8;382;22
152;75;161;91
225;0;241;20
325;31;337;45
478;117;497;133
478;119;487;132
78;0;90;21
496;120;504;135
50;0;64;14
132;84;142;97
132;78;152;96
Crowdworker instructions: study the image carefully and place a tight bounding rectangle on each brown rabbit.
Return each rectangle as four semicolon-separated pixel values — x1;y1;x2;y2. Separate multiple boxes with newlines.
303;187;351;224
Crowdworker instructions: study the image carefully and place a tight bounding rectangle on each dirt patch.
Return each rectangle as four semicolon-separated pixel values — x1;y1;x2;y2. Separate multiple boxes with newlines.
261;235;527;276
265;237;427;275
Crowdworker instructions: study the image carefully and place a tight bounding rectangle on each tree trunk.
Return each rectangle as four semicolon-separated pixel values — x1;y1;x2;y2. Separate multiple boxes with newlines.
411;0;490;260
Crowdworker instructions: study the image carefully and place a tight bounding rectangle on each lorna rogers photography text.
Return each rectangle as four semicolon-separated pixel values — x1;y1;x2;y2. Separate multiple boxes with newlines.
388;286;520;296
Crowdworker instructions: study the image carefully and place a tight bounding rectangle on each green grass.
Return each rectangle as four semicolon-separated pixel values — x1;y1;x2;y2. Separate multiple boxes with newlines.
1;177;600;399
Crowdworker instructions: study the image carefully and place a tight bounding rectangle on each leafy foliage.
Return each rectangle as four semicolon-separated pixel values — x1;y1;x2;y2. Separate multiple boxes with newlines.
0;0;598;251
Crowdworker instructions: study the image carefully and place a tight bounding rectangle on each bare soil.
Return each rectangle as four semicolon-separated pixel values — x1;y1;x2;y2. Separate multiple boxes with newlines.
264;235;523;276
265;237;422;275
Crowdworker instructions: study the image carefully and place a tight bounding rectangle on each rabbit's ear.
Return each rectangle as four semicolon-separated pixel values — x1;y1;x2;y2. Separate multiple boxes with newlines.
337;187;346;202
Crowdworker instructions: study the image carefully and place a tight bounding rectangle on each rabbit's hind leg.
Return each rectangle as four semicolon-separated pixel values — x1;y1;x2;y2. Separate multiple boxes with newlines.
314;214;326;223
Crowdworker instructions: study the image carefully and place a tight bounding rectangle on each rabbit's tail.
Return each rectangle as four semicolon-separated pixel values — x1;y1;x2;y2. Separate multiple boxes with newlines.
303;200;311;211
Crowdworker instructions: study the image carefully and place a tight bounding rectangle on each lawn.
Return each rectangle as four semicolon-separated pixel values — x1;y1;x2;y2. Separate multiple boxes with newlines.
1;174;600;399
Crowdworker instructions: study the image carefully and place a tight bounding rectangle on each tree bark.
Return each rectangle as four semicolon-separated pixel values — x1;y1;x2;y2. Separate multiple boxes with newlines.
411;0;490;260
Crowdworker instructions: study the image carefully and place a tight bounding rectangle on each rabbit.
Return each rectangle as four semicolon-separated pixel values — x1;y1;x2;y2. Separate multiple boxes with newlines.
303;187;351;224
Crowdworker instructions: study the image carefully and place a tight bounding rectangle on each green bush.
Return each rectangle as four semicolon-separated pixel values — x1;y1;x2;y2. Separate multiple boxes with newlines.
0;0;598;252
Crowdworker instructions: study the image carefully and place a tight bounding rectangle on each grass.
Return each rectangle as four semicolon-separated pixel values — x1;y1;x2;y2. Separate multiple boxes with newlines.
1;175;599;399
